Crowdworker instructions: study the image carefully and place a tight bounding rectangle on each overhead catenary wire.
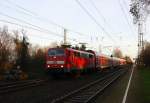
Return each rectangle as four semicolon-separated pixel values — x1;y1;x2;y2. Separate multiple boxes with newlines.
75;0;116;43
5;0;37;16
118;0;135;35
89;0;132;44
3;0;87;37
0;19;62;37
0;22;62;42
0;20;65;41
0;12;63;37
0;2;34;17
0;19;78;42
88;0;115;32
0;12;79;43
3;0;111;46
122;0;137;34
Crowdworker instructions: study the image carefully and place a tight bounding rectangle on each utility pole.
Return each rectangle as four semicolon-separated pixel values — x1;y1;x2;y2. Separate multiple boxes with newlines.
130;0;150;64
138;21;144;63
99;45;102;53
61;28;71;48
64;29;67;45
99;37;104;53
137;2;144;64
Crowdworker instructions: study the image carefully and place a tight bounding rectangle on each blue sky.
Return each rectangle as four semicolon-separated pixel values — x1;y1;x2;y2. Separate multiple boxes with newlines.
0;0;148;58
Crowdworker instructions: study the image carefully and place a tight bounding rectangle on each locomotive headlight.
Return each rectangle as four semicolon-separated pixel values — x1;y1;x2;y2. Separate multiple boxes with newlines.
47;65;50;68
61;65;64;68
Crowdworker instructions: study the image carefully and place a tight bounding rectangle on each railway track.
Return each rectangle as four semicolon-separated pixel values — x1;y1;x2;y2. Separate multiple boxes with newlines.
51;69;126;103
0;79;47;94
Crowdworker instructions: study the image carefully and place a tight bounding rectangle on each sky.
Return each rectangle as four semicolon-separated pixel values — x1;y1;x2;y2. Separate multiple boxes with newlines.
0;0;149;58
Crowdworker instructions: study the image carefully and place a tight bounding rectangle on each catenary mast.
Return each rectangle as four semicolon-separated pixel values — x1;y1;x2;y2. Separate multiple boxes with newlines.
130;0;150;63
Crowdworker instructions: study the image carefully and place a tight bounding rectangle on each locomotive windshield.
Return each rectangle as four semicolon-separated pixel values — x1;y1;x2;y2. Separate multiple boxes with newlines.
48;49;65;56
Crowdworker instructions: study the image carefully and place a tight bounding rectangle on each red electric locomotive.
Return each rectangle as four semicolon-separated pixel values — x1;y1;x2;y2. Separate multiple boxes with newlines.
46;48;95;74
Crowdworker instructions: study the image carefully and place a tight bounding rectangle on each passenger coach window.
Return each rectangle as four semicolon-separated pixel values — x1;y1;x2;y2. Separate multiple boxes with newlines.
81;53;88;58
74;52;80;57
89;54;93;58
74;52;77;56
80;53;83;58
77;52;80;57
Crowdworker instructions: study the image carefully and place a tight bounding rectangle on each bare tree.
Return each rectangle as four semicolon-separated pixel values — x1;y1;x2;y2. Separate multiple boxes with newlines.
13;30;30;71
0;26;14;72
124;56;133;64
140;42;150;67
112;48;123;58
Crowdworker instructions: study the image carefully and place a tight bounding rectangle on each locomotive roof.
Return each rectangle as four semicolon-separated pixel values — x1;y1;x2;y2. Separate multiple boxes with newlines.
66;48;94;55
48;48;94;55
48;48;126;61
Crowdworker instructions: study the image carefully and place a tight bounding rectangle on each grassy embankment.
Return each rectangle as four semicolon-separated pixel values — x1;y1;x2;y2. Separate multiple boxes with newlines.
139;67;150;103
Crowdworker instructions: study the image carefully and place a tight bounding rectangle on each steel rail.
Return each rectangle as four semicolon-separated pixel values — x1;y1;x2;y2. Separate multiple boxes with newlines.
51;69;126;103
0;79;47;94
0;79;42;87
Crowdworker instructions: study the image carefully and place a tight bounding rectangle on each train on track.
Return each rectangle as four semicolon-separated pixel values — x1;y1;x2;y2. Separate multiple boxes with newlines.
45;47;126;76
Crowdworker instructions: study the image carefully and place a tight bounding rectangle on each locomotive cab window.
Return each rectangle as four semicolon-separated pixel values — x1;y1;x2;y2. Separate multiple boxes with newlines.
48;49;56;56
48;49;65;56
57;49;65;56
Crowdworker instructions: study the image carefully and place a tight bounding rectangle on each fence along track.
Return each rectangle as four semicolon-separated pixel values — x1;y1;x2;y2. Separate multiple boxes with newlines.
0;79;47;93
52;69;125;103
